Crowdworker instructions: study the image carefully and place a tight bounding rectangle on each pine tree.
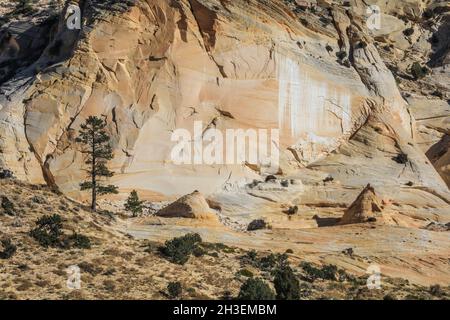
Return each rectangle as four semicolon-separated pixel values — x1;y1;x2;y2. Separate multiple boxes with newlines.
76;116;118;212
124;190;144;217
273;265;300;300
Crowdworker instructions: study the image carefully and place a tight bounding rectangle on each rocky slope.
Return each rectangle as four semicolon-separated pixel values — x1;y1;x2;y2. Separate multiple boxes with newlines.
0;0;449;297
1;179;449;299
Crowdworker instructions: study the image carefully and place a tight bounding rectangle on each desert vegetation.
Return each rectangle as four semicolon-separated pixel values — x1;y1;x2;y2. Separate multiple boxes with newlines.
76;116;118;212
0;0;449;302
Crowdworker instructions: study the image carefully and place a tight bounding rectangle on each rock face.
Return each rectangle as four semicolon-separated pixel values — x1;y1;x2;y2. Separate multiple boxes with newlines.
424;222;450;232
340;184;383;225
0;0;448;221
3;0;371;195
156;190;217;220
426;135;450;188
0;0;449;292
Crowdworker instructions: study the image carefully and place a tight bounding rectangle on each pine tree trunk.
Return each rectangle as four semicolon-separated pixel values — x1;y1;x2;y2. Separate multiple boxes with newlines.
91;175;96;212
91;132;97;212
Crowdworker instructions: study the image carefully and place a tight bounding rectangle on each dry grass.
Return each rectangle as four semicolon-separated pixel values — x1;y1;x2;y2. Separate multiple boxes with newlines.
0;179;448;300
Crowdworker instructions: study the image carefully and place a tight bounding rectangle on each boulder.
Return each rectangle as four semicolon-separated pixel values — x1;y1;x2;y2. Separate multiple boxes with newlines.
340;184;383;225
156;191;217;220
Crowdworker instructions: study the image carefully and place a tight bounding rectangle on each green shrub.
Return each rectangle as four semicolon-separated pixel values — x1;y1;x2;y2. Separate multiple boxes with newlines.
209;242;235;253
337;269;355;282
410;62;428;80
260;253;288;271
208;251;219;258
159;233;202;265
221;290;233;300
336;51;347;60
393;153;408;164
13;0;34;15
247;219;267;231
124;190;144;217
238;268;254;278
429;284;443;297
341;247;354;257
29;214;63;247
321;264;338;280
192;245;206;257
1;196;15;216
299;18;309;27
66;233;91;249
300;262;339;281
167;281;182;299
241;252;288;272
0;238;17;259
273;265;300;300
0;169;14;179
246;250;257;260
31;195;47;204
29;215;91;249
78;261;103;276
103;280;116;291
403;28;414;37
355;41;368;49
238;278;275;300
258;253;277;270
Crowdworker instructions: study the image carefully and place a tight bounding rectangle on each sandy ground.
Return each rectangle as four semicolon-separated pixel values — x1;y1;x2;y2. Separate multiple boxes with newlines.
125;218;450;286
1;179;449;300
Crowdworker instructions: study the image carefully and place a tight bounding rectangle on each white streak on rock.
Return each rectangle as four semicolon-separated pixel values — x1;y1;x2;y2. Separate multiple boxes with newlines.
276;54;352;138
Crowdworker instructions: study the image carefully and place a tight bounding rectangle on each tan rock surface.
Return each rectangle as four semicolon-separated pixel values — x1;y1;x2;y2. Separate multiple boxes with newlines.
340;184;383;225
156;190;219;221
1;0;447;211
1;179;447;299
0;0;449;298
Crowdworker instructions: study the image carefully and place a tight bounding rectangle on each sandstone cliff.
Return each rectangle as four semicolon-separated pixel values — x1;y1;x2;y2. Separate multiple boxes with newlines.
0;0;450;296
0;0;448;220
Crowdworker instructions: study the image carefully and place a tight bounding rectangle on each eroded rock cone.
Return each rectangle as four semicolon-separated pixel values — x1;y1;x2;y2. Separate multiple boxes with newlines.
156;191;217;220
340;184;383;225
